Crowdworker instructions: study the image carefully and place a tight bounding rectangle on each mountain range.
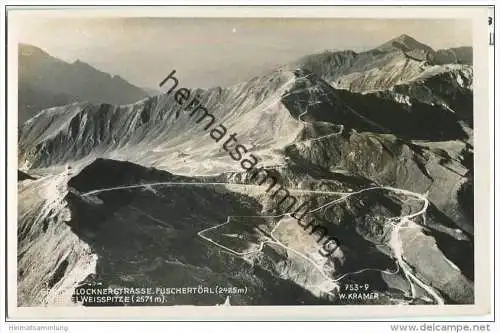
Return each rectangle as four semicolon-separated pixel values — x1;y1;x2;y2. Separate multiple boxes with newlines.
17;34;474;307
18;43;150;124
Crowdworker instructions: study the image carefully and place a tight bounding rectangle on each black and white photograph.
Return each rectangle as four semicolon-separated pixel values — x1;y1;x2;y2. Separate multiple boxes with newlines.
3;5;495;324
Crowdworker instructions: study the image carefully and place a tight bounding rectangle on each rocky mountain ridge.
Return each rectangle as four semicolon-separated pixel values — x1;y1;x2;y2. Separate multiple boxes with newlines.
18;44;149;124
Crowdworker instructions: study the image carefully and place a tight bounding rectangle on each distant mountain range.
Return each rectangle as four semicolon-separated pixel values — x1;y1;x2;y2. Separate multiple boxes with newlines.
18;44;150;124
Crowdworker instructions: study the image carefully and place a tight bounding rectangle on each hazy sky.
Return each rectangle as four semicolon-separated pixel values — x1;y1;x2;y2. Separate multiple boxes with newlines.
16;17;472;90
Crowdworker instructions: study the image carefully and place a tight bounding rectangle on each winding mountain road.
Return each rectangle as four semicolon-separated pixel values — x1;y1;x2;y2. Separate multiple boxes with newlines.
78;73;445;304
82;181;443;304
